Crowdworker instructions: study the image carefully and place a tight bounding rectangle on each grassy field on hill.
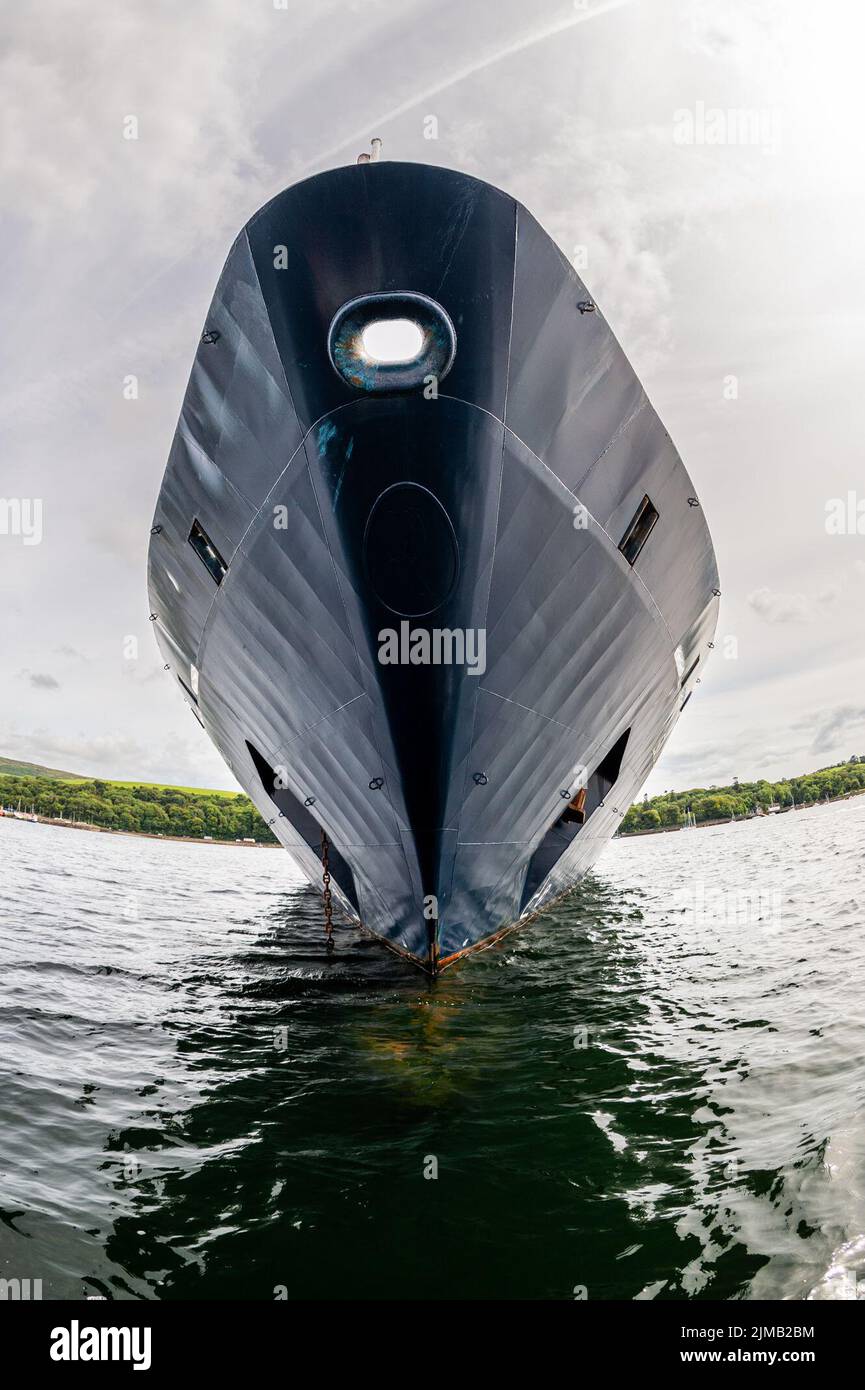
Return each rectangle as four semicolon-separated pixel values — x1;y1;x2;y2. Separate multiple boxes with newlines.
0;755;87;782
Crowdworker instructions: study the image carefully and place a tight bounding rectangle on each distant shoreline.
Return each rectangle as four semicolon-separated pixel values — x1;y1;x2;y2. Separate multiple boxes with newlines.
617;787;865;837
5;784;863;851
6;754;865;849
0;813;281;847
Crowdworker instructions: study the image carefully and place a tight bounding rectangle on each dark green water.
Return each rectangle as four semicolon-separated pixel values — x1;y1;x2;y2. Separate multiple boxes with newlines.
2;799;864;1300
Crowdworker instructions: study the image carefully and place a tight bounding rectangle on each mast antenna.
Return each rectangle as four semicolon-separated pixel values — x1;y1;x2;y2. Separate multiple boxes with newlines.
357;138;383;164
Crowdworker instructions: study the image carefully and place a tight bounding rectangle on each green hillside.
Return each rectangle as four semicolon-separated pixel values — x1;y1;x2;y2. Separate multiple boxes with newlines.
0;755;88;781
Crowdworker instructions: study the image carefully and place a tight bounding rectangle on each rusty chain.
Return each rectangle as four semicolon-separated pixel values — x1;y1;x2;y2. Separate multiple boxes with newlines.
320;829;334;953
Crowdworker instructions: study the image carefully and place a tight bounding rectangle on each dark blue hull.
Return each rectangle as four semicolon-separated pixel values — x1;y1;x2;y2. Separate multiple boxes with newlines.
147;161;719;971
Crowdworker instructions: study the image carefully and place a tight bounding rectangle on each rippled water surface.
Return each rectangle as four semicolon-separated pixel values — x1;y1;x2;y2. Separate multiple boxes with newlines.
1;798;864;1301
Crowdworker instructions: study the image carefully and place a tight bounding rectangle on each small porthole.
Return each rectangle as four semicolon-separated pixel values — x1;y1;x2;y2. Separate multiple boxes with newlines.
618;495;659;566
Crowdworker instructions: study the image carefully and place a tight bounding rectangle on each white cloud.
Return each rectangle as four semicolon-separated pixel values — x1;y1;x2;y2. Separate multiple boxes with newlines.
19;672;61;691
805;705;865;756
0;726;235;789
747;587;819;624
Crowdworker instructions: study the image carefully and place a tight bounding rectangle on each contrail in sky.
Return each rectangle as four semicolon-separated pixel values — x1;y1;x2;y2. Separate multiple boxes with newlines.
298;0;637;176
113;0;636;319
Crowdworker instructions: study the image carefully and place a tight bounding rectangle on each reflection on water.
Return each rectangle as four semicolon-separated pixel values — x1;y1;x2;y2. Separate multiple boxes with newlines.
1;798;864;1300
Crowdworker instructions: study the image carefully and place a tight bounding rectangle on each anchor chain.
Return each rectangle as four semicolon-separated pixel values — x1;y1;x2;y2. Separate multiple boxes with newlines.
320;829;334;954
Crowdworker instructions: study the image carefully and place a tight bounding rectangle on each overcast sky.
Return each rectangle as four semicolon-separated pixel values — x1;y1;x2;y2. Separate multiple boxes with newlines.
1;0;863;795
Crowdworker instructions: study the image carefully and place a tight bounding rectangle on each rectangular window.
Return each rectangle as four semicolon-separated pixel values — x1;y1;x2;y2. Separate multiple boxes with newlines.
618;494;659;566
680;654;700;688
188;518;227;584
177;673;198;705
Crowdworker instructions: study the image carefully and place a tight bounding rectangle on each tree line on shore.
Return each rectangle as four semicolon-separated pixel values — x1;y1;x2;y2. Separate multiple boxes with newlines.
3;755;864;845
618;757;865;834
0;774;277;842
